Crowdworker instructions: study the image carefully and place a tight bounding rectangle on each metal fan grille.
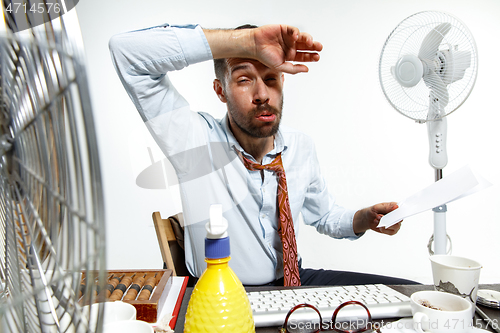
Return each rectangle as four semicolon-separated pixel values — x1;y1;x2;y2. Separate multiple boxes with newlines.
0;8;106;333
379;11;478;122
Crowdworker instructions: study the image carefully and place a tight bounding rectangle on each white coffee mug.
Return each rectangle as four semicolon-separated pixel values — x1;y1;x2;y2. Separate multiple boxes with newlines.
430;255;481;318
411;290;472;333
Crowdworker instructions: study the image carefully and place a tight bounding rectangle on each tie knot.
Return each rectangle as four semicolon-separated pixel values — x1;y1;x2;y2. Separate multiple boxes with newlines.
241;153;284;174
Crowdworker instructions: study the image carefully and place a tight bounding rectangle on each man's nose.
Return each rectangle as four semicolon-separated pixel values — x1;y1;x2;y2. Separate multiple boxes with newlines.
252;79;269;105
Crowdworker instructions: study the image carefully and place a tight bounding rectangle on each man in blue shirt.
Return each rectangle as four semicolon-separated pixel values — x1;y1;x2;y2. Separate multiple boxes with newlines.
109;23;416;286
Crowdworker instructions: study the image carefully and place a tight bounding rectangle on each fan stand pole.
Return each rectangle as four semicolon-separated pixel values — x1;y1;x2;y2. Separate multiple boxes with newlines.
427;93;450;256
433;169;448;255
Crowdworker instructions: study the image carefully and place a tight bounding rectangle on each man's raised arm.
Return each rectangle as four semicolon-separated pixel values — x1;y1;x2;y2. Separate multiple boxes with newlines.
108;23;322;160
108;24;321;120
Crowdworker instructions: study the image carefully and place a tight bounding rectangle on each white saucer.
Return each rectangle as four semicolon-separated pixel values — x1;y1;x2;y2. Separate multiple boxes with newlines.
380;318;491;333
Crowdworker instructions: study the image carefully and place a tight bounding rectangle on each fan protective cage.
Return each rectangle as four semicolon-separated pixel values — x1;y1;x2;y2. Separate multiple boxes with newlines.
379;11;478;122
0;6;106;333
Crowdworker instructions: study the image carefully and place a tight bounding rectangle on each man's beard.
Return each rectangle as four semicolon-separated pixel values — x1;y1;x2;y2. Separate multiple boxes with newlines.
227;96;283;138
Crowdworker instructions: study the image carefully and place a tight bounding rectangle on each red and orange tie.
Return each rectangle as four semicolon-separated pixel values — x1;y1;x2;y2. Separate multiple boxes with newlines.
241;153;301;286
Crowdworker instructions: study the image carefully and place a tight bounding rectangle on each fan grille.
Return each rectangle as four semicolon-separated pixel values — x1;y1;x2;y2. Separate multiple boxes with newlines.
0;8;106;333
379;11;478;122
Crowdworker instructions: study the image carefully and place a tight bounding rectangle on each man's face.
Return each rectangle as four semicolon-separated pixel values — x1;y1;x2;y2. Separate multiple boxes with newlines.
221;58;284;138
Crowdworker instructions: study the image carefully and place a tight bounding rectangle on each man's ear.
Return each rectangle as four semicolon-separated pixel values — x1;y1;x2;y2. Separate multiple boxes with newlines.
213;79;227;103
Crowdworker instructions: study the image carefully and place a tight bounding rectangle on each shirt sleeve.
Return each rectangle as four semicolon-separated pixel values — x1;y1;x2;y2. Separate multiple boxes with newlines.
300;142;360;240
108;24;215;170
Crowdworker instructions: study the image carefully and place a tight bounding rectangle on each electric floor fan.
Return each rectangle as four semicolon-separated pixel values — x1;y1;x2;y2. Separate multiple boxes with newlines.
0;1;106;332
378;11;478;255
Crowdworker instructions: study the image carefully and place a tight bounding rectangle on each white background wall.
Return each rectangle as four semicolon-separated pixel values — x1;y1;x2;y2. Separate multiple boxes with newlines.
75;0;500;284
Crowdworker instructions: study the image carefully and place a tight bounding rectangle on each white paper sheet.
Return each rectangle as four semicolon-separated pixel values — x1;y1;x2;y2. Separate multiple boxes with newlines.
377;165;492;229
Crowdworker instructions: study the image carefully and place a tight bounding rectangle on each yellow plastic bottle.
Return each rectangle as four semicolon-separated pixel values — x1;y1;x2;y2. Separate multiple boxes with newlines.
184;204;255;333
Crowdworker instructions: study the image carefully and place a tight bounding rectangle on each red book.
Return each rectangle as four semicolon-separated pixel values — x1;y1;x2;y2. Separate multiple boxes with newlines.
168;276;189;329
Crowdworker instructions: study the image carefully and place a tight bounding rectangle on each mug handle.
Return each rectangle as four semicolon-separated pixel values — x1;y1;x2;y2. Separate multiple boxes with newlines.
413;312;429;333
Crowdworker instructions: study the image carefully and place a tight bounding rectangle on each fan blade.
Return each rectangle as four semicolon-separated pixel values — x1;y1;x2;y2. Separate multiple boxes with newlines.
418;23;452;60
440;49;472;85
423;71;449;109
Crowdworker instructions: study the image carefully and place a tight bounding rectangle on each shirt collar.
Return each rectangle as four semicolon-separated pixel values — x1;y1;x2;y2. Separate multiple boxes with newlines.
221;113;288;161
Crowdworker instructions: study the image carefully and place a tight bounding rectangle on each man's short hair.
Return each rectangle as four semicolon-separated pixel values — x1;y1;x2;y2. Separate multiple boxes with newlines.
213;24;258;87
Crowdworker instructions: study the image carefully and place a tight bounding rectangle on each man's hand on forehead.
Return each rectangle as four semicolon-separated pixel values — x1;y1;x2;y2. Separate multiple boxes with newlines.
252;24;323;74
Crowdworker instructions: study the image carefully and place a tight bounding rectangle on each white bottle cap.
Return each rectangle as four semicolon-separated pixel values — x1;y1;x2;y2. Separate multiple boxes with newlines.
206;204;228;239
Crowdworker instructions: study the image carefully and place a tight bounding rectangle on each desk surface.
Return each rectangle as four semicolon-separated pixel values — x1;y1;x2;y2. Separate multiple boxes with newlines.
174;284;500;332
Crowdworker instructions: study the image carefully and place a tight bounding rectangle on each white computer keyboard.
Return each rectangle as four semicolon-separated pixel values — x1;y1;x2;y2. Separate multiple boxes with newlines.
247;284;412;327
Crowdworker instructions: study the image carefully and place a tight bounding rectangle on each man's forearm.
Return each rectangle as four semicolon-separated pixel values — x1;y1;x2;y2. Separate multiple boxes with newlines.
204;24;321;75
203;28;255;60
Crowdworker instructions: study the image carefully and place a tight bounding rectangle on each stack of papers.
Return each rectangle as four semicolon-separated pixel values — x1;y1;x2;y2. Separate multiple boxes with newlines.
377;165;492;229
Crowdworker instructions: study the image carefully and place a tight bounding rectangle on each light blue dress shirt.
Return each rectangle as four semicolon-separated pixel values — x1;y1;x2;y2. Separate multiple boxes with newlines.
109;23;359;285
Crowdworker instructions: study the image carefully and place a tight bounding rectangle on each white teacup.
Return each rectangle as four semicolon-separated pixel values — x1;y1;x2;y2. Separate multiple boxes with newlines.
411;291;472;333
83;301;137;327
430;255;481;318
103;301;137;323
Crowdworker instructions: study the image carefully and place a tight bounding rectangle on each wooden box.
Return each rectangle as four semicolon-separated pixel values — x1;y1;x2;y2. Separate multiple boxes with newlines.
82;269;173;323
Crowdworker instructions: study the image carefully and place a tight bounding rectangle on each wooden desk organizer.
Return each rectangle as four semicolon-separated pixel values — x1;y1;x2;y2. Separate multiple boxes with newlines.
82;269;173;323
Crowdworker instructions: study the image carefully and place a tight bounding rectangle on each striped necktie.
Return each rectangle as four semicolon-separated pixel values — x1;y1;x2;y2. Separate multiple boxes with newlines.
241;153;301;286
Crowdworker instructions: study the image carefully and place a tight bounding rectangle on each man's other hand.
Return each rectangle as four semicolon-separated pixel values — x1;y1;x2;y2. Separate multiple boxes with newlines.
353;202;402;236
